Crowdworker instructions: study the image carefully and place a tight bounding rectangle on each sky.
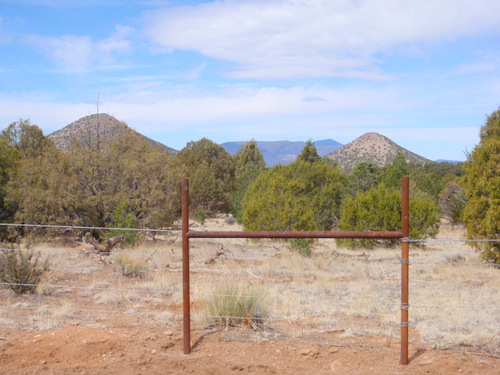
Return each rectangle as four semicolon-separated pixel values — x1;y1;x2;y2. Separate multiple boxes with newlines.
0;0;499;161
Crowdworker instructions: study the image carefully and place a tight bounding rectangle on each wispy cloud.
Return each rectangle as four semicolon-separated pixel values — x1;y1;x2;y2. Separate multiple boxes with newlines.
183;62;207;80
22;25;133;72
142;0;500;79
0;17;14;44
452;60;500;76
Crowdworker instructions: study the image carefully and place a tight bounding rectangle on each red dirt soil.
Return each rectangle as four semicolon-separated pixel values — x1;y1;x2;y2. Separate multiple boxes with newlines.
0;325;498;374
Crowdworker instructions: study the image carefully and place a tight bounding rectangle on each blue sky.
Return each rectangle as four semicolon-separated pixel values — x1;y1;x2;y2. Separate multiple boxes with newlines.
1;0;499;161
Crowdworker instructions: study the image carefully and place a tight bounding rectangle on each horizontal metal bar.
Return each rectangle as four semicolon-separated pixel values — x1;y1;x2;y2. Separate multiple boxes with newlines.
187;230;405;239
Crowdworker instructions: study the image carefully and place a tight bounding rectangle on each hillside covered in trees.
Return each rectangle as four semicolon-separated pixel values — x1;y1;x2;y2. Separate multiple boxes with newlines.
0;108;498;263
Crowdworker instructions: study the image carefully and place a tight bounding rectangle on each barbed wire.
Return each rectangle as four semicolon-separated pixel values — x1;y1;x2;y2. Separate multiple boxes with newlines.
409;320;499;329
408;238;499;243
0;281;401;310
1;300;497;332
410;261;500;267
0;304;180;317
409;304;500;310
1;222;499;346
0;304;402;332
2;245;498;269
0;282;180;295
0;246;182;259
0;222;180;233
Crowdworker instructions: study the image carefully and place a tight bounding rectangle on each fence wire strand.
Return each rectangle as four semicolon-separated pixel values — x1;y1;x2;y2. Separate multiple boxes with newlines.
0;246;182;259
0;222;180;233
0;282;180;295
1;221;499;351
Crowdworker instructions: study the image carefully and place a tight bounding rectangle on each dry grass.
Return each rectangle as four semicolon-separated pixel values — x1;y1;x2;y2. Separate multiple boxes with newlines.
0;218;498;354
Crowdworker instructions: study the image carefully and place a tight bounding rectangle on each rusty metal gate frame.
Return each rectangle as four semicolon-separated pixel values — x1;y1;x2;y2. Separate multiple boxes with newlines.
181;177;410;365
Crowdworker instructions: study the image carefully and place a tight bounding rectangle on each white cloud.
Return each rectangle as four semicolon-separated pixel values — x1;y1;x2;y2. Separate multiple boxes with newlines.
26;34;94;71
23;25;133;72
0;99;96;133
98;84;411;127
452;60;500;76
0;81;485;160
183;62;207;80
96;25;133;56
0;17;14;45
142;0;500;79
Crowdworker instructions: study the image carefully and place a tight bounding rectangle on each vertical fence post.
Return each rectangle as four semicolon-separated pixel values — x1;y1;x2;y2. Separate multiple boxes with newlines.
182;178;191;354
400;176;410;365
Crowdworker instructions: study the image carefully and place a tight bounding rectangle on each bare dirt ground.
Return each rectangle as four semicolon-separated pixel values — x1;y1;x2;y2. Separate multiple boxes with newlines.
0;325;498;374
0;218;499;374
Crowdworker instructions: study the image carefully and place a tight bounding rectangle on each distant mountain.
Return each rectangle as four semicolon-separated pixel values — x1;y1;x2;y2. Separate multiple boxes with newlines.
221;139;343;167
435;159;462;164
325;132;431;173
48;114;177;155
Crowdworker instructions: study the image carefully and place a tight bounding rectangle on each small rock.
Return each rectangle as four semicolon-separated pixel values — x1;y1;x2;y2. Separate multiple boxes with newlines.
329;348;339;354
151;349;157;354
309;348;319;356
41;360;47;365
300;348;319;356
163;331;174;337
300;349;311;355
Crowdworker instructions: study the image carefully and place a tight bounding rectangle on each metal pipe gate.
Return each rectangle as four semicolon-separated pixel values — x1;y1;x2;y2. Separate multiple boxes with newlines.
182;177;410;365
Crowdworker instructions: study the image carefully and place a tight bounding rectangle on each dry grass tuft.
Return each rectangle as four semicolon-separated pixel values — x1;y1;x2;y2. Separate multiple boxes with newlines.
1;220;498;355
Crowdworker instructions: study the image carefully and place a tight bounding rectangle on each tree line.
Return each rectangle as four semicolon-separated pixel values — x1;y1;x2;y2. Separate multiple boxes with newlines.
0;108;498;263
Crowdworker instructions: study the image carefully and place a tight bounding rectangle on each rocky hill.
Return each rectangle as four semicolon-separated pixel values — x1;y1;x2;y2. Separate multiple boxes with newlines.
222;139;343;167
48;114;177;155
325;132;431;173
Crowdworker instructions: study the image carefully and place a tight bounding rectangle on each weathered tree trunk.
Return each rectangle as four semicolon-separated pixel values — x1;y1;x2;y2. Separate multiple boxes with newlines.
105;234;124;253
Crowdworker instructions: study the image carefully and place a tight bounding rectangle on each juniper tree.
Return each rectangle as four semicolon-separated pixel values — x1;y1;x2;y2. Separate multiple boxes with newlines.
337;183;440;249
230;140;265;221
461;108;500;263
177;138;235;214
241;144;348;232
7;126;183;237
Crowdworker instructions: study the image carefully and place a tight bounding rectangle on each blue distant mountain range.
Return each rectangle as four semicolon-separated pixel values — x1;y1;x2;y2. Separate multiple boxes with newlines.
221;139;343;167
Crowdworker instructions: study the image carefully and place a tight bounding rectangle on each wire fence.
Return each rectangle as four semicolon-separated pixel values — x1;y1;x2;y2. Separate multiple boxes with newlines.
0;222;499;355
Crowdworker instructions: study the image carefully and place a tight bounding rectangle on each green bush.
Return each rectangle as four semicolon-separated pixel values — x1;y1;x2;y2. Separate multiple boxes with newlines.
289;238;313;257
105;200;139;245
337;183;439;249
0;248;49;294
177;138;235;214
229;140;265;222
241;159;348;232
203;283;268;329
195;209;208;225
461;107;500;263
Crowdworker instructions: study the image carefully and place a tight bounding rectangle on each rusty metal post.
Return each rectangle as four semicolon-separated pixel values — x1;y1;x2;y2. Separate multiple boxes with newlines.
181;179;191;354
400;177;410;365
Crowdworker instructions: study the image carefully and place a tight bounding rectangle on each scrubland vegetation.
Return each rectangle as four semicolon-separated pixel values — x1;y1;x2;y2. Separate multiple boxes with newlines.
0;219;498;356
0;109;498;365
3;107;498;262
